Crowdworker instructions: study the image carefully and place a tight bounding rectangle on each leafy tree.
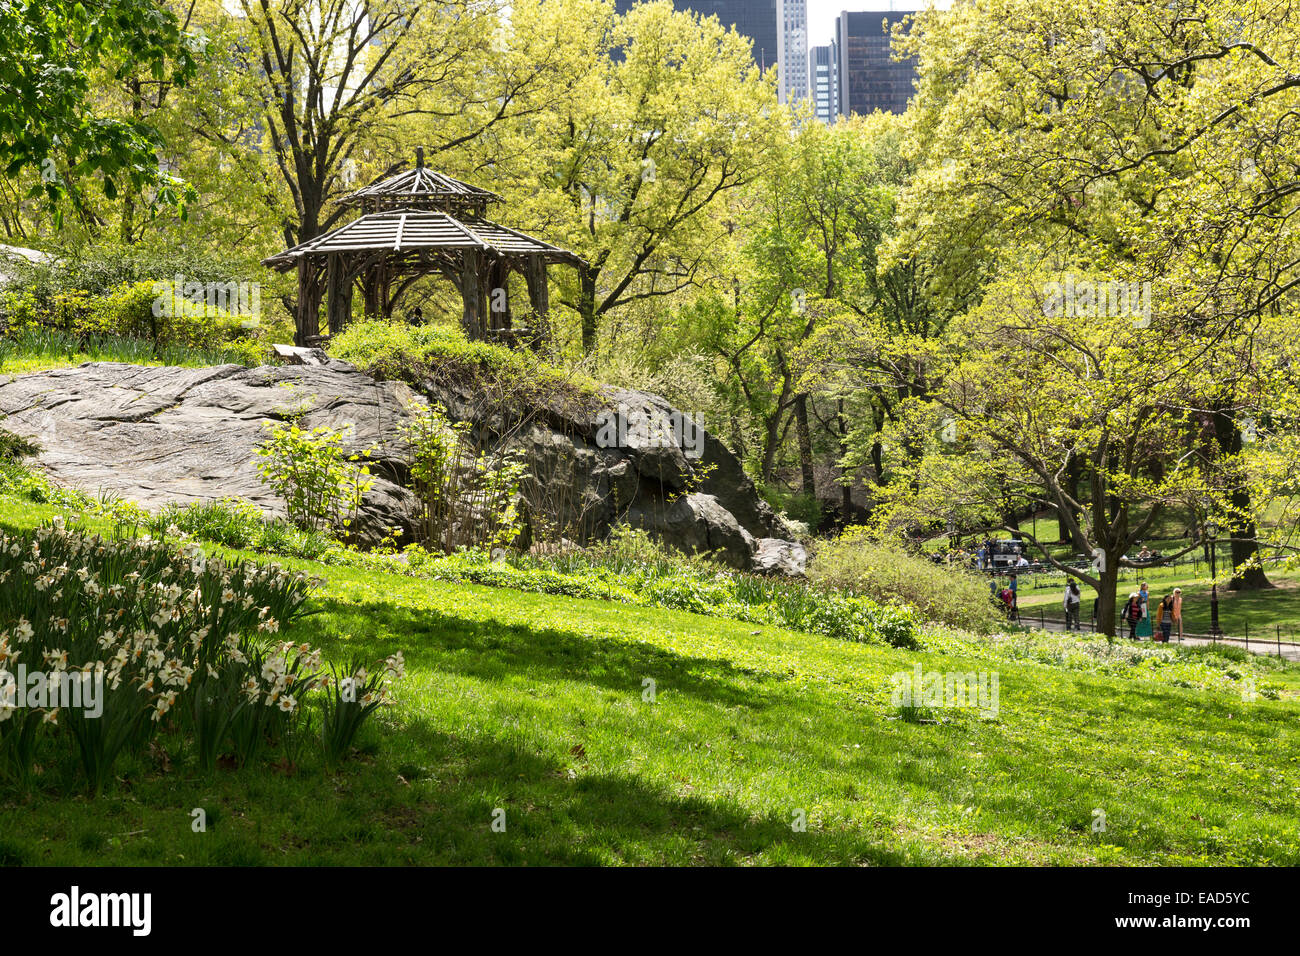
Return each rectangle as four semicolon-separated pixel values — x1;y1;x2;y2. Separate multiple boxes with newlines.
488;0;782;354
869;262;1273;635
231;0;561;248
0;0;199;220
891;0;1300;588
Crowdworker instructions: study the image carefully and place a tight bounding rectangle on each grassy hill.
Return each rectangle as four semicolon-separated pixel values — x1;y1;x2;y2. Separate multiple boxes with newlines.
0;499;1296;866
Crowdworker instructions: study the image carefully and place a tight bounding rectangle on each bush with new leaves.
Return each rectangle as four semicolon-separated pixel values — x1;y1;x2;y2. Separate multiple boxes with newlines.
255;421;374;535
401;400;527;553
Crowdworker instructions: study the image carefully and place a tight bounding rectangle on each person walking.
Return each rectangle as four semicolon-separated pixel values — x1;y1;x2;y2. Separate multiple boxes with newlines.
1136;582;1153;640
1155;593;1175;643
1171;587;1183;640
1008;573;1019;621
1063;582;1082;631
1125;593;1143;639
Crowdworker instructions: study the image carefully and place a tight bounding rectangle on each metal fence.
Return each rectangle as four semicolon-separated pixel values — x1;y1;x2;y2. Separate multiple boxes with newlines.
1008;604;1299;658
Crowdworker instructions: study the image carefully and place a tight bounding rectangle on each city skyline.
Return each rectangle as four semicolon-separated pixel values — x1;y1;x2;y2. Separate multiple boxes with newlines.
806;1;950;51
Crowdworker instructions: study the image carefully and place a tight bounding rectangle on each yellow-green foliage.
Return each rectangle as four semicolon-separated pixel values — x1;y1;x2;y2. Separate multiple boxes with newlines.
809;528;1003;633
329;319;598;408
0;280;278;366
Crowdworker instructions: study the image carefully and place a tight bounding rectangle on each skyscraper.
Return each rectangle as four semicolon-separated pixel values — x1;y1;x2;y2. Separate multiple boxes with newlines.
834;9;917;116
810;44;839;123
614;1;779;75
776;0;808;106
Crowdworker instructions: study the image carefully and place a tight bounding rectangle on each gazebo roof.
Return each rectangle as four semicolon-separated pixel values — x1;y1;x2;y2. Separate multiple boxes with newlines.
261;208;584;271
338;165;502;209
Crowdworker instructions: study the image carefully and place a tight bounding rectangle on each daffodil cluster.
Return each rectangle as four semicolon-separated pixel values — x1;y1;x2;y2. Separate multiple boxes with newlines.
0;521;320;791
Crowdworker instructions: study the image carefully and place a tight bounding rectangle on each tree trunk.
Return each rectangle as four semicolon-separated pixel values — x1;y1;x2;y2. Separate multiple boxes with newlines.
121;75;142;245
837;399;853;515
1094;556;1121;638
579;270;598;354
1229;532;1271;590
760;411;782;484
795;393;815;497
869;401;886;486
1058;453;1082;544
1211;408;1271;590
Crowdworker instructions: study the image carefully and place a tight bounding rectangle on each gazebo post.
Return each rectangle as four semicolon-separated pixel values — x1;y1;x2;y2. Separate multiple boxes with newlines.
362;266;380;318
326;253;356;335
380;261;395;319
524;254;550;351
478;265;495;342
461;248;483;339
488;258;512;337
295;258;321;347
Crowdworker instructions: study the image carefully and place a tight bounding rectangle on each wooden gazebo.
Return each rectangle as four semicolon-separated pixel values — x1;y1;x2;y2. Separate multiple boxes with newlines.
262;148;585;348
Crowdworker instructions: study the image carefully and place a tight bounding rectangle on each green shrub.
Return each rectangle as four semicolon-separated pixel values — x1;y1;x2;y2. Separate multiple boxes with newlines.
0;325;261;370
1;279;271;362
322;532;919;649
0;428;39;462
329;319;596;407
319;654;405;771
0;243;256;301
402;400;526;553
758;483;823;533
1177;642;1250;664
255;422;374;535
0;522;319;792
0;521;406;790
809;529;1002;633
642;575;738;615
148;498;334;559
0;242;281;367
0;461;91;510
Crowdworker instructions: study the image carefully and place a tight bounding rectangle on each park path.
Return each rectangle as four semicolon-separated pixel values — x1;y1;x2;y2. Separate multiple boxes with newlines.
1026;615;1300;661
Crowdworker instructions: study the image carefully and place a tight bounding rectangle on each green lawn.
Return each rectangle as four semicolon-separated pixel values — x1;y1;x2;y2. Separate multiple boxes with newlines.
1;499;1298;866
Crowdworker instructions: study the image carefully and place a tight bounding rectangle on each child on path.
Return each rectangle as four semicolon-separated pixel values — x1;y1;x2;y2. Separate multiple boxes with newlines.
1125;593;1143;639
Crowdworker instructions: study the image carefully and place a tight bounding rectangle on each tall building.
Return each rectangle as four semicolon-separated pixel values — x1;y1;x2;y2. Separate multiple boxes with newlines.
614;2;779;75
777;0;808;106
834;9;917;116
810;44;839;123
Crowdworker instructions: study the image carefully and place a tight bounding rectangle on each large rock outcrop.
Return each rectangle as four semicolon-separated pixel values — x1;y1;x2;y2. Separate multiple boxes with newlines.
0;362;423;547
411;375;800;570
0;360;805;572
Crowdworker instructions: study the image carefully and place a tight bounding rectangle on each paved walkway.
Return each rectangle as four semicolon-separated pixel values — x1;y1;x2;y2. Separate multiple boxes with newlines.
1022;615;1300;661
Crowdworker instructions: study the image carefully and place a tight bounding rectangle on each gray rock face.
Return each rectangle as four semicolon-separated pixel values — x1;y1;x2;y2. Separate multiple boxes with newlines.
0;362;423;546
410;376;797;570
623;493;757;570
0;361;805;572
753;538;809;577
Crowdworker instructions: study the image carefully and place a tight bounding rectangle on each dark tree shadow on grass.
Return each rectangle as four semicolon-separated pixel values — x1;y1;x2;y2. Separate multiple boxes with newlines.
296;598;789;712
338;719;919;866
